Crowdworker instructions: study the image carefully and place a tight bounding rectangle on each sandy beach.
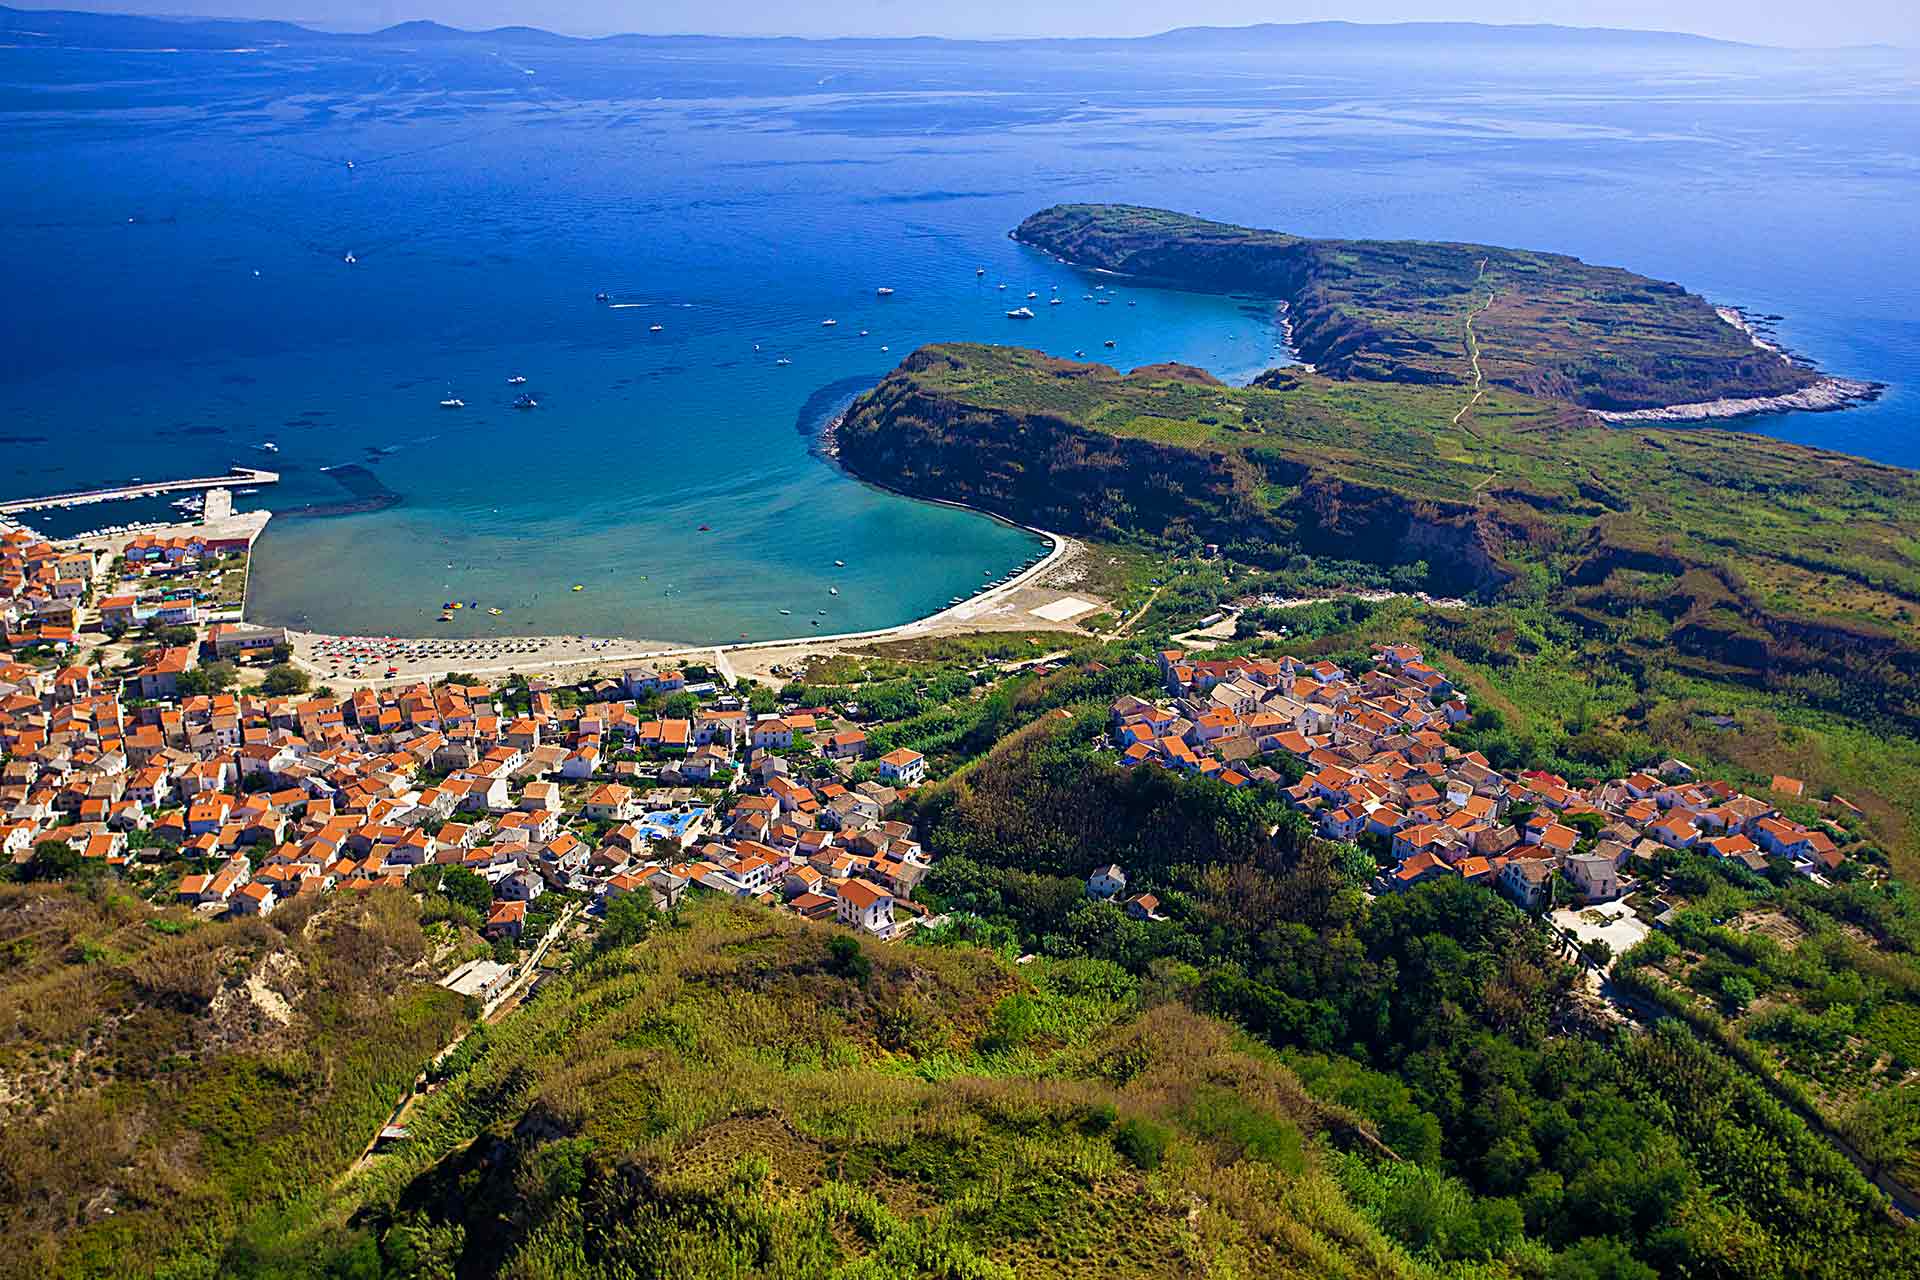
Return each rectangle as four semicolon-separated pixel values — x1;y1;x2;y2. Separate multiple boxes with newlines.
288;528;1109;691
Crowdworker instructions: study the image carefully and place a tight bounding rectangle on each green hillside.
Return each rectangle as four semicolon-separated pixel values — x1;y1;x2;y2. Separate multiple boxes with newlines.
1013;203;1818;410
837;344;1920;726
231;898;1436;1280
0;884;473;1280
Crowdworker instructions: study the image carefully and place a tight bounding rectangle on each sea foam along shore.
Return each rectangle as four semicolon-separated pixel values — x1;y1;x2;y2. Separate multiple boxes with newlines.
1594;307;1883;424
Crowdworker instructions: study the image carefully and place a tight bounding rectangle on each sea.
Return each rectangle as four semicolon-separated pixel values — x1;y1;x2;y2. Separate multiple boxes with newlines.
2;30;1916;643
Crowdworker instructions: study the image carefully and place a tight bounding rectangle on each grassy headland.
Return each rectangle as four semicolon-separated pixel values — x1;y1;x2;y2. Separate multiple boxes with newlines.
1013;203;1819;411
838;343;1920;728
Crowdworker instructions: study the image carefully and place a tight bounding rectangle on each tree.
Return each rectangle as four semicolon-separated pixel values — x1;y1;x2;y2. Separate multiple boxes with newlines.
144;623;196;647
1719;973;1756;1013
27;839;89;883
826;933;871;985
1838;1085;1920;1177
1547;1236;1659;1280
595;891;661;952
491;932;518;964
260;663;310;697
439;867;492;915
1329;840;1378;889
177;661;238;696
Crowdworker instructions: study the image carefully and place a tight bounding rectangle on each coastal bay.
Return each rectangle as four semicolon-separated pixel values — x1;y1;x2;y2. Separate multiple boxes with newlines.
3;32;1915;641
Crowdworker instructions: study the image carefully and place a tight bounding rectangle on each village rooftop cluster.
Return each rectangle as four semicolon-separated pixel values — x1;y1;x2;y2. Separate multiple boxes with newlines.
0;653;937;948
1111;643;1852;911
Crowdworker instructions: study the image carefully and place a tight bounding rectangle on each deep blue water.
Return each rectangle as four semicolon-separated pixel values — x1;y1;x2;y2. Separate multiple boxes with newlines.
2;36;1916;640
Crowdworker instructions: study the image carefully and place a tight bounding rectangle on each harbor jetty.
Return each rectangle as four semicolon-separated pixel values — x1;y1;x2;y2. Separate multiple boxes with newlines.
0;466;279;516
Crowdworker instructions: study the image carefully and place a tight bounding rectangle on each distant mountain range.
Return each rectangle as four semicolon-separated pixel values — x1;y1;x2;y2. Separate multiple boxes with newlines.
0;7;1773;54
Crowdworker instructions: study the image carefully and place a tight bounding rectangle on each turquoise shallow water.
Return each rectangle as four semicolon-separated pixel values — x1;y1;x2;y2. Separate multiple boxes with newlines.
2;37;1916;640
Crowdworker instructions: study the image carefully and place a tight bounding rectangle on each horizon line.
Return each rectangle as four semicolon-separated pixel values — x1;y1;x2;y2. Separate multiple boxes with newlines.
1;8;1853;53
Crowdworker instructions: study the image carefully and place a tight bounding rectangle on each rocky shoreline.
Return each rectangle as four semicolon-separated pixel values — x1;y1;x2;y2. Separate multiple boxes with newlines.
1594;375;1884;424
1595;306;1884;423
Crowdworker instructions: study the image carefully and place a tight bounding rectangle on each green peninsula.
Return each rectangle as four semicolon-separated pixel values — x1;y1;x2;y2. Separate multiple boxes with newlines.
838;345;1920;724
1013;204;1818;411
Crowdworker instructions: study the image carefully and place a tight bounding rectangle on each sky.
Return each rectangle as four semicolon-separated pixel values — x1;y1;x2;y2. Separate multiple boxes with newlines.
25;1;1919;48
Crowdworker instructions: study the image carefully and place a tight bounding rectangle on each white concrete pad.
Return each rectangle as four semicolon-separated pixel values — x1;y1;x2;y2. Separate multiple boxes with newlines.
1029;595;1100;622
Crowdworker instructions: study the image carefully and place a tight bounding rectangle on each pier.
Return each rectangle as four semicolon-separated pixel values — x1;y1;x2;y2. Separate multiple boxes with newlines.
0;467;280;516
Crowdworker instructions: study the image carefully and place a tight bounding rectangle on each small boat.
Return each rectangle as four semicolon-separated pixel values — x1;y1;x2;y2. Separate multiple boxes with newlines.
858;329;870;337
779;609;792;616
451;602;464;610
440;397;465;409
257;442;279;453
1006;306;1034;319
512;394;538;410
818;609;828;615
1074;349;1085;357
238;488;259;495
876;286;895;296
833;559;845;567
438;613;453;623
595;291;609;303
343;252;357;265
976;267;986;276
1128;300;1137;307
1104;339;1116;348
698;523;711;531
507;374;527;385
649;323;663;332
829;586;839;595
571;584;584;591
1097;298;1111;306
1049;297;1063;306
775;357;792;366
346;160;355;170
1027;291;1038;299
488;608;502;616
821;318;837;327
996;283;1008;290
879;345;889;352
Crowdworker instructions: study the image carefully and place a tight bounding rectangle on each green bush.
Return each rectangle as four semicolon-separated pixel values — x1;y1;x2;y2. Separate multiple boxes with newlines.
1112;1116;1170;1170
